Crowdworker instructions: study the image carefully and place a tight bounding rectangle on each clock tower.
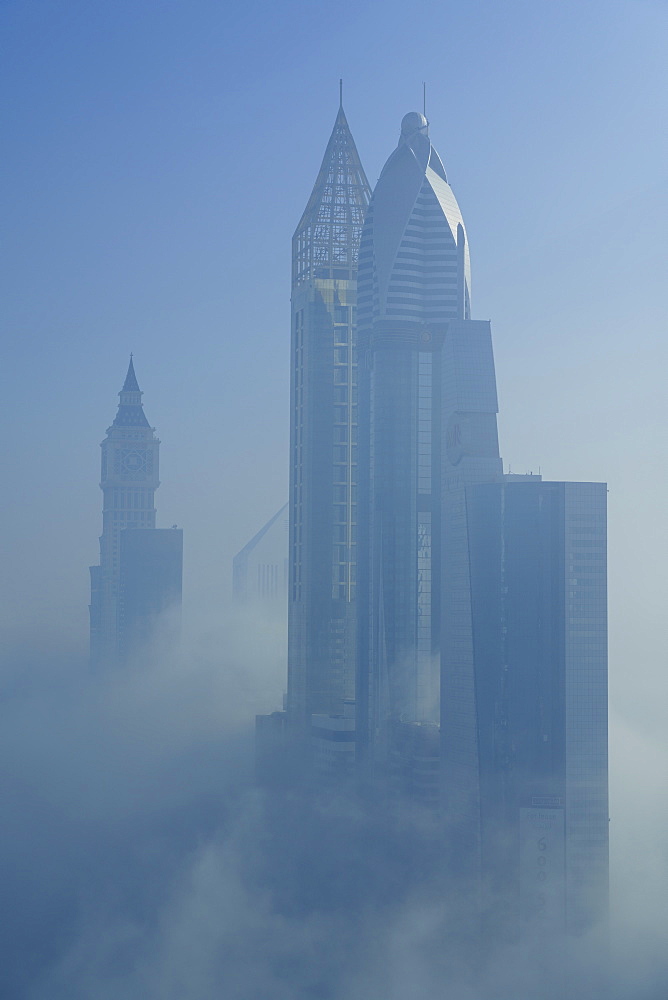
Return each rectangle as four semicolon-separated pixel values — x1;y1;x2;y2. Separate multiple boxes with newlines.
89;357;161;664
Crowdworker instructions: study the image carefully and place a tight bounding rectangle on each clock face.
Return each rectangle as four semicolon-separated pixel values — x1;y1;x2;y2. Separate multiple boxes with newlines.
121;449;147;474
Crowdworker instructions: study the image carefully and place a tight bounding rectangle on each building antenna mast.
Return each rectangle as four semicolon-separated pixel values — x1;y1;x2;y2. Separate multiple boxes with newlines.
339;78;343;108
423;81;426;117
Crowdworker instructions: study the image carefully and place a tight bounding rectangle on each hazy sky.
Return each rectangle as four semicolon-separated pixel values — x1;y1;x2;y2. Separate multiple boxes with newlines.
1;1;667;994
2;0;666;700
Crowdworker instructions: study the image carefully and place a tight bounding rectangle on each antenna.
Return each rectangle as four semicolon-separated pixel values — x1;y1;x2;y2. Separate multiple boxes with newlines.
423;81;426;117
339;78;343;108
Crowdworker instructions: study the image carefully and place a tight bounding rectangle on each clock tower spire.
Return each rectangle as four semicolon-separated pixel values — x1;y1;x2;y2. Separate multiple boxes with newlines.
122;353;140;392
89;357;161;665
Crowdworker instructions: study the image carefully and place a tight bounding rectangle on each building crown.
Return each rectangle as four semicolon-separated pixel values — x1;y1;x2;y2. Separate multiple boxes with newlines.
122;355;141;393
292;99;371;285
113;355;150;428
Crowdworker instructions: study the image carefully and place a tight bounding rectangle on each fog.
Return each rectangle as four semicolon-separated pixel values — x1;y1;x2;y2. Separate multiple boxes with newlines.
2;0;667;997
0;605;666;998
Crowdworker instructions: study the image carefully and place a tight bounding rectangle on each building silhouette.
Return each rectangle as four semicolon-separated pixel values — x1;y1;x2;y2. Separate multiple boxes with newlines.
261;101;609;936
355;111;607;933
118;527;182;659
356;111;495;751
464;477;608;933
236;506;290;746
437;315;504;874
89;358;182;664
287;97;371;731
233;504;288;606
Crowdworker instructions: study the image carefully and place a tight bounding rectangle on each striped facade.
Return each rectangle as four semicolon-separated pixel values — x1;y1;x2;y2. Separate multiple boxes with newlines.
356;112;475;749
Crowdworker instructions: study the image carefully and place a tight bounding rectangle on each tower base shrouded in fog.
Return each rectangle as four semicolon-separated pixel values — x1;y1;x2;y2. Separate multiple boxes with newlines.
287;99;371;734
89;358;182;665
462;477;608;935
261;103;608;944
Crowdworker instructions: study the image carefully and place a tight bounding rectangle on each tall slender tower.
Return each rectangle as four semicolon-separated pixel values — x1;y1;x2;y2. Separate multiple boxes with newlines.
287;99;371;731
356;111;502;753
90;358;178;664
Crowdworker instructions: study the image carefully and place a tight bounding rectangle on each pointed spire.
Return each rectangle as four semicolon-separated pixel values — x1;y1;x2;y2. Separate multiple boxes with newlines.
293;99;371;284
122;354;140;392
114;355;149;428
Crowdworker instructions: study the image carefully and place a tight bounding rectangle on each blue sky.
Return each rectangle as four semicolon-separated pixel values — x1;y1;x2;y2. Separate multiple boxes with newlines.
2;0;667;726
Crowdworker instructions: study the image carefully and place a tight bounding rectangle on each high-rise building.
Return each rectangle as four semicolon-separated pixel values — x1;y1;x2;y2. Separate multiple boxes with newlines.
280;102;608;937
388;719;440;809
287;98;371;730
119;527;183;658
438;317;504;849
464;477;608;933
233;504;289;607
356;111;500;753
355;111;607;934
311;699;357;779
89;358;182;664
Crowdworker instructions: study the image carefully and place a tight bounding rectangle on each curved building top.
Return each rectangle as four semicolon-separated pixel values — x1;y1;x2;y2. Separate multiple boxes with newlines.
358;112;471;327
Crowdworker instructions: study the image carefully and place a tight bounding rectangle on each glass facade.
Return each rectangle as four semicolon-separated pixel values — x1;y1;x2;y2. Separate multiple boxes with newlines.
563;482;609;932
287;106;370;729
357;113;478;752
465;479;609;933
439;320;503;866
288;107;608;936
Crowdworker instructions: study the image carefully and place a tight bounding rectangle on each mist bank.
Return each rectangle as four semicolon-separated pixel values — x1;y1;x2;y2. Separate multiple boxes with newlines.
0;617;665;999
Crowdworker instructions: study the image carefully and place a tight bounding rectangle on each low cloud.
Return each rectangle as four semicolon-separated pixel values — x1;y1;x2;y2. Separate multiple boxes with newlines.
1;613;666;999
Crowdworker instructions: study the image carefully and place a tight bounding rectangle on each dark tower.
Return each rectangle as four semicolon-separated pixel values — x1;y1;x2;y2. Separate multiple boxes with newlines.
89;358;181;664
287;99;371;732
465;478;608;934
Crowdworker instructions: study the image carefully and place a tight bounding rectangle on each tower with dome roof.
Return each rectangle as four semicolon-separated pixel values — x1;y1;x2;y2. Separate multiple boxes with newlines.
356;111;502;749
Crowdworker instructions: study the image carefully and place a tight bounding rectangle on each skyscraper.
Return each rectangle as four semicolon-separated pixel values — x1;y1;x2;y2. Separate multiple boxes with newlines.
355;109;607;934
89;358;182;664
118;526;183;659
281;102;608;936
465;477;608;933
356;111;501;753
438;318;504;846
287;98;371;731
